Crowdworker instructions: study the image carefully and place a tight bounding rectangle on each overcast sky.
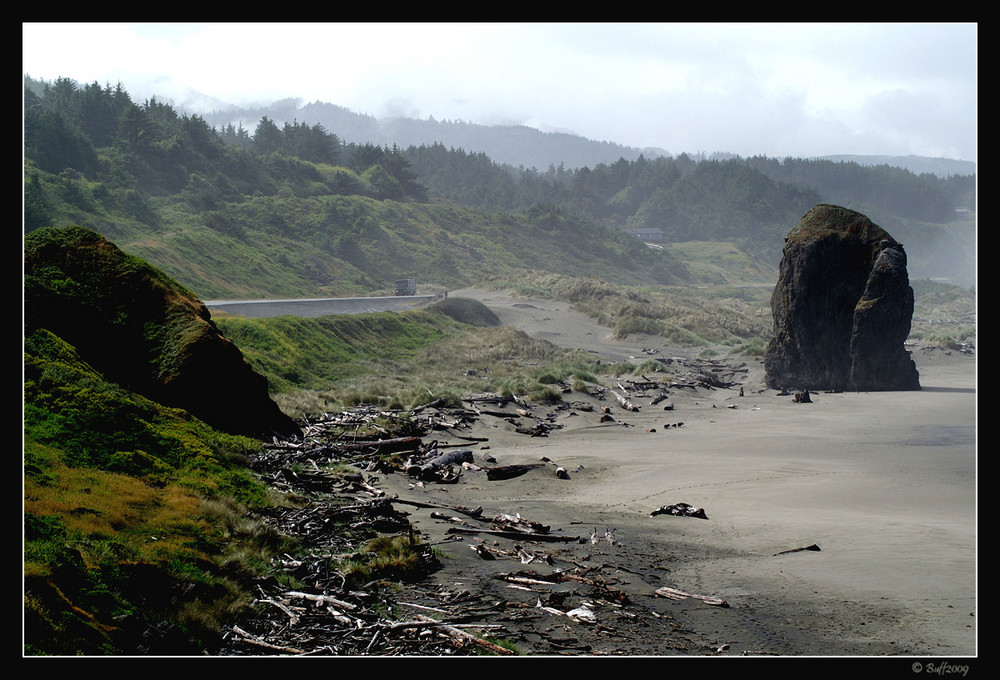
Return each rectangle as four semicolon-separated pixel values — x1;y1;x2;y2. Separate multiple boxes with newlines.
23;22;978;162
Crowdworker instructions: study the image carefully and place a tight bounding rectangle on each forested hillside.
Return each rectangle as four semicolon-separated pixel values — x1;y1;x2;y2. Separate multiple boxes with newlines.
198;90;975;283
401;145;974;280
24;75;976;298
23;77;691;300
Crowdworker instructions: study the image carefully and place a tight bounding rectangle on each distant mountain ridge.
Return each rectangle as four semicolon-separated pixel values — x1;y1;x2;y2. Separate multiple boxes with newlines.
202;98;667;170
200;98;973;177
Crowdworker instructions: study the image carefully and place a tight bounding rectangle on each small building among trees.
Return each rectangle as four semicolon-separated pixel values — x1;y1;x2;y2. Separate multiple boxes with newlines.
625;227;665;243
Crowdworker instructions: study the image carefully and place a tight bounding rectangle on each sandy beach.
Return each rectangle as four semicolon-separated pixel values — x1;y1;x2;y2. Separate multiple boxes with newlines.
379;288;977;657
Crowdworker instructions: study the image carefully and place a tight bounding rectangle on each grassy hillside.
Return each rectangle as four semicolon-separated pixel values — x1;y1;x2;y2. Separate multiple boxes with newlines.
662;241;779;285
21;260;620;656
483;270;774;348
208;271;779;421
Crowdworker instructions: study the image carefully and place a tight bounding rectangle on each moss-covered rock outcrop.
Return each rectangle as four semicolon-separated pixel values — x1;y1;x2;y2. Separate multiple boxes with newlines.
24;226;300;439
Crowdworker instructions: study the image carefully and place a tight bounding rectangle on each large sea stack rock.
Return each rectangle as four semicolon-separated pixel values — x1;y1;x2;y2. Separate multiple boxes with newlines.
24;226;301;439
764;204;920;392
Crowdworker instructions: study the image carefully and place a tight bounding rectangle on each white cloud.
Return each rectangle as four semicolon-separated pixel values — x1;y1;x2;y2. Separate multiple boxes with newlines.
23;22;977;161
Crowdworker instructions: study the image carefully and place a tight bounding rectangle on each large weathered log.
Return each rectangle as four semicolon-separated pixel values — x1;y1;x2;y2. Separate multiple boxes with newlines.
446;526;579;542
492;513;550;534
654;586;728;607
486;463;545;480
422;449;474;467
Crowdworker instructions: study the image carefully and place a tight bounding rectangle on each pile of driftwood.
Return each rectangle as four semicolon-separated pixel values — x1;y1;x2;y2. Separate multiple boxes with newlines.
221;364;759;656
224;575;514;656
260;393;592;487
221;432;659;655
223;430;523;655
661;357;749;390
222;394;603;656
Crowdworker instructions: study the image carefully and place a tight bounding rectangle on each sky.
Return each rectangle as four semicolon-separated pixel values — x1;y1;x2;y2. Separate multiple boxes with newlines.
22;22;978;162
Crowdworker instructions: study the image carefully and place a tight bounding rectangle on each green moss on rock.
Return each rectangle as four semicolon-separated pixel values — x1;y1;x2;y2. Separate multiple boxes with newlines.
24;226;299;439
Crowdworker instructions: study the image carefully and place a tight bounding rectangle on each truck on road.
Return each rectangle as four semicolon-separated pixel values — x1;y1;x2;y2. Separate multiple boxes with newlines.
394;278;417;296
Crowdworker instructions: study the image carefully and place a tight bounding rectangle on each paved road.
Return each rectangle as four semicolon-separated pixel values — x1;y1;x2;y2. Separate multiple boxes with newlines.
204;294;440;318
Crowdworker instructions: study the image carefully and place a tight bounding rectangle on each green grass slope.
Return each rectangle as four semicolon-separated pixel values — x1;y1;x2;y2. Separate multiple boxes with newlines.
121;198;694;299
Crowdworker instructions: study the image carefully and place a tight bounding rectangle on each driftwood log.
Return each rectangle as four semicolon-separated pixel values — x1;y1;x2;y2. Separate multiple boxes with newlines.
486;463;545;481
420;448;474;468
403;448;475;482
773;543;821;556
612;386;640;411
650;502;708;519
492;513;550;534
655;586;728;607
446;526;580;543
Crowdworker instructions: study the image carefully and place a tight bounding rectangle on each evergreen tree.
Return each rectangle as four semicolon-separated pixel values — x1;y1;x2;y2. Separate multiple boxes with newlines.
252;116;282;155
347;142;386;172
23;106;98;176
